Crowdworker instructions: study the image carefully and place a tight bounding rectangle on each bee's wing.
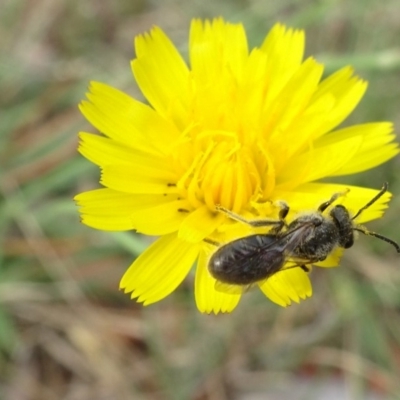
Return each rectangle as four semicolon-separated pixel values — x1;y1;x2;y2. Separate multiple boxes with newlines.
264;222;315;255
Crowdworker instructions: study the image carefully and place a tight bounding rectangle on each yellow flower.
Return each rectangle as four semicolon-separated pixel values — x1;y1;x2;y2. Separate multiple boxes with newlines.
75;18;399;314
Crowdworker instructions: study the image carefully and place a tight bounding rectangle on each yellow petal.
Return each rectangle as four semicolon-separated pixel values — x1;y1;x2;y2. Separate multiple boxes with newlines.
214;281;247;295
265;58;325;166
189;18;248;83
132;27;190;127
178;205;224;243
195;247;241;314
130;199;192;235
316;248;344;267
288;91;336;145
235;49;268;131
266;57;324;137
310;67;367;137
334;144;398;176
274;182;391;224
75;189;181;231
274;69;366;158
258;268;312;307
258;278;291;307
80;82;180;155
120;234;200;305
100;164;178;194
260;24;305;104
78;132;176;173
314;123;399;176
277;135;363;187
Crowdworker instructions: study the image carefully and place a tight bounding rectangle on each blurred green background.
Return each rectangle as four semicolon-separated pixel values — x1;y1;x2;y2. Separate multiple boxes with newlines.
1;0;400;399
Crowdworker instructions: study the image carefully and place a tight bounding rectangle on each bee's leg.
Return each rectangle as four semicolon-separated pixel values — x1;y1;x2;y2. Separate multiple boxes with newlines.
299;265;310;273
270;201;289;233
318;188;350;213
203;238;220;247
215;205;285;230
278;263;312;274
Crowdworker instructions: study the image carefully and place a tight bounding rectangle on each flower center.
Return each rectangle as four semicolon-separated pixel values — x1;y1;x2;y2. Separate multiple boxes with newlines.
173;129;276;213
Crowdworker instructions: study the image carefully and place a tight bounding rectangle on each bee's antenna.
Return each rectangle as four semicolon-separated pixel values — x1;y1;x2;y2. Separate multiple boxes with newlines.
351;182;388;221
354;227;400;253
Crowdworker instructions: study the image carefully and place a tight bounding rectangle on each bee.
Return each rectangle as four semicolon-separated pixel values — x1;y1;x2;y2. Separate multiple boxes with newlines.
208;183;400;287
